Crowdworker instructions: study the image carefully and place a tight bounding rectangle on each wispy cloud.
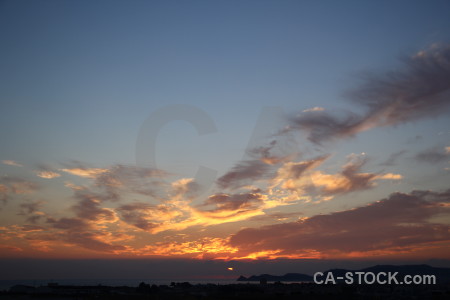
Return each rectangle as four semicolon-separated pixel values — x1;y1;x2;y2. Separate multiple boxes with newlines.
117;202;181;231
379;150;407;166
284;44;450;144
270;155;329;192
415;146;450;164
0;184;7;205
229;189;450;259
72;196;118;224
1;160;22;167
42;216;129;254
302;107;325;113
216;160;271;190
60;167;108;178
200;192;265;214
216;141;293;190
35;171;61;179
0;176;40;205
270;154;401;199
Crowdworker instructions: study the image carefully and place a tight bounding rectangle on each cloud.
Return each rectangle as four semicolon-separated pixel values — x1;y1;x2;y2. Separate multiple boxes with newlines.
229;189;450;258
201;192;265;213
376;173;403;180
313;156;402;196
312;155;378;195
302;107;325;112
45;217;126;253
248;140;290;165
0;184;7;205
133;237;238;258
216;140;296;190
61;163;170;204
270;155;329;192
47;217;91;230
270;154;400;198
171;178;199;199
379;150;407;166
72;196;117;223
93;164;169;200
285;44;450;144
18;201;45;224
35;171;61;179
20;225;45;232
61;231;127;253
216;160;271;190
0;177;39;194
94;164;168;187
115;190;270;234
1;160;22;167
60;167;108;178
117;202;181;232
415;146;450;164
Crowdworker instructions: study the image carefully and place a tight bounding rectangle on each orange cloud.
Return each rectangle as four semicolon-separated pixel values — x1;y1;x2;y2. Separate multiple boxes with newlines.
60;168;108;178
376;173;403;180
134;237;239;258
36;171;61;179
1;160;22;167
228;189;450;259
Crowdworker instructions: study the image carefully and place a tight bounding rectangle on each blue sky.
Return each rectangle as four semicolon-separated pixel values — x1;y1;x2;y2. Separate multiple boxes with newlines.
2;0;449;168
1;0;450;279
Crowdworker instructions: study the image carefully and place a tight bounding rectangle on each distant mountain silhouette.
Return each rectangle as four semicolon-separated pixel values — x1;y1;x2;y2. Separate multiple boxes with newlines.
237;264;450;283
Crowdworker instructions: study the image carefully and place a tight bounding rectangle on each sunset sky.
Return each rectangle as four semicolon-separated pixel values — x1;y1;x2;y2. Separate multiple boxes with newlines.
1;0;450;280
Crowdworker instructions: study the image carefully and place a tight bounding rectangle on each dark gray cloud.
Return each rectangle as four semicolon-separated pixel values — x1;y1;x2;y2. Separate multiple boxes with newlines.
201;192;264;213
415;147;450;164
116;202;163;231
62;162;169;202
47;217;91;231
97;164;169;201
0;177;40;206
286;110;364;145
62;231;126;253
20;225;45;232
216;160;271;190
247;211;303;222
19;201;43;215
72;196;115;222
0;176;39;194
45;217;125;253
229;189;450;255
380;150;407;166
286;44;450;144
324;157;377;195
230;190;450;255
18;201;45;224
216;139;293;190
0;184;7;205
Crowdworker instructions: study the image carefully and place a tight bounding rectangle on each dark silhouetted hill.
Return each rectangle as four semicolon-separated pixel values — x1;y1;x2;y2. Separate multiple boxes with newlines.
238;264;450;283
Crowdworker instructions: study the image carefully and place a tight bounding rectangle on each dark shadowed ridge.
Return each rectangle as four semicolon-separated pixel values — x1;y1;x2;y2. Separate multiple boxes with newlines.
238;265;450;283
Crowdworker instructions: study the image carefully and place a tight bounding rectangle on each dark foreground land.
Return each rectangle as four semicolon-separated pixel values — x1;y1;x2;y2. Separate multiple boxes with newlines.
1;281;450;300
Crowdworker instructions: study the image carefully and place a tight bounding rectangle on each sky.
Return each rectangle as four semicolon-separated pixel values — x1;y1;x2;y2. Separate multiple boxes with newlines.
1;0;450;280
